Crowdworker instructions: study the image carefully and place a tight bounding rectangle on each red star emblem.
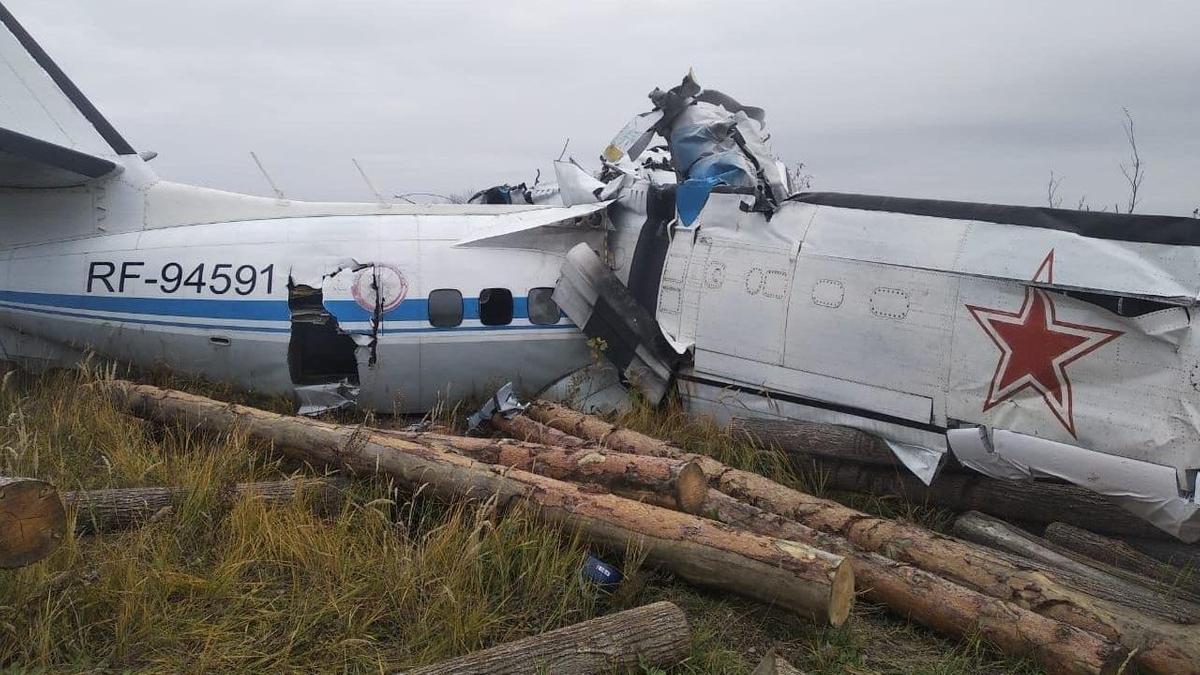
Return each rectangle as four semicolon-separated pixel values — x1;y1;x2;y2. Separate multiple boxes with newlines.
966;251;1122;436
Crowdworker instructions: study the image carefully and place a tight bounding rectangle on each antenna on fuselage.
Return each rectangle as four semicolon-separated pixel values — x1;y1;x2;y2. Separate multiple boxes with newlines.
352;157;389;205
250;151;287;201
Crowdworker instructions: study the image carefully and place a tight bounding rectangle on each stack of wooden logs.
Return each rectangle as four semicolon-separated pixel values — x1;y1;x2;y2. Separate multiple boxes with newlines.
7;381;1200;674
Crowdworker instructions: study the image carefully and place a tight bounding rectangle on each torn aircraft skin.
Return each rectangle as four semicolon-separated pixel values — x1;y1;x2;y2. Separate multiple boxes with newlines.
577;72;1200;542
0;7;1196;541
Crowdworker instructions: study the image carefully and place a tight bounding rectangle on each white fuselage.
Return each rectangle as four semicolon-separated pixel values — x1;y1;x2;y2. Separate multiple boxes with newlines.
0;160;597;412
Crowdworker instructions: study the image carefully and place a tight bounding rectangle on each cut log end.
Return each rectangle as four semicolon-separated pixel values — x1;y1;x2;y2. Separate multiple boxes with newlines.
674;461;708;514
771;537;855;627
0;477;66;568
827;560;855;627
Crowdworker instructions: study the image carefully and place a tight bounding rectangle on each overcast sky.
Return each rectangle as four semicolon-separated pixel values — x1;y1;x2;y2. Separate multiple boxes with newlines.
9;0;1198;215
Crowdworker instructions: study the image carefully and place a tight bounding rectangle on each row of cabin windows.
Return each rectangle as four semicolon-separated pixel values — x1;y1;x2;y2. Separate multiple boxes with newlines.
428;287;561;328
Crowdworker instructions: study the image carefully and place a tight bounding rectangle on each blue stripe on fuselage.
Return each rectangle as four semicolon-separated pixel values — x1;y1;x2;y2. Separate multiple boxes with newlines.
0;290;291;320
0;290;567;334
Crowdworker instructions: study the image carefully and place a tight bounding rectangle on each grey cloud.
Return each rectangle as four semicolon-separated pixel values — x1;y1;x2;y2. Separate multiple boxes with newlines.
7;0;1197;215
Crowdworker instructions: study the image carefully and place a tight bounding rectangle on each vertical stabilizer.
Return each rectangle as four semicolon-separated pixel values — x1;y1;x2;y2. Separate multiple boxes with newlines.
0;2;134;157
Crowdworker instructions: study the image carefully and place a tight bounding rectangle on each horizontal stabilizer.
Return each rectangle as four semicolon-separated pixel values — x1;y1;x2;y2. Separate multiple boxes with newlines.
0;126;121;187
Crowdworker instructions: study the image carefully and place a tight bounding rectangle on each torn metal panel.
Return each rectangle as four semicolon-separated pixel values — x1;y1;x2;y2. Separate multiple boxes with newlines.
603;110;664;163
554;160;606;206
295;380;359;416
554;243;680;404
467;381;525;431
950;427;1200;542
451;201;610;253
883;439;947;486
287;271;361;412
946;427;1028;481
646;73;791;225
287;257;362;290
949;270;1200;484
319;263;411;369
536;362;633;415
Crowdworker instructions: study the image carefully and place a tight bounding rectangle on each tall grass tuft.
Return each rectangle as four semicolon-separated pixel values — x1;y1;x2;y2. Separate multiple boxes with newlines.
0;369;602;672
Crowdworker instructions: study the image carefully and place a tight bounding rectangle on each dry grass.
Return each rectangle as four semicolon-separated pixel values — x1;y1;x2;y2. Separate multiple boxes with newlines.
0;368;1042;673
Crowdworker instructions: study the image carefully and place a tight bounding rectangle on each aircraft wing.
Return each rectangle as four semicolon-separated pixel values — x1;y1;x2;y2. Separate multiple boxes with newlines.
0;2;133;187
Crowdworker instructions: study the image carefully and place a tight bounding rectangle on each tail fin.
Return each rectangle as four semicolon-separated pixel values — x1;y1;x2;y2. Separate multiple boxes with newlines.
0;2;133;187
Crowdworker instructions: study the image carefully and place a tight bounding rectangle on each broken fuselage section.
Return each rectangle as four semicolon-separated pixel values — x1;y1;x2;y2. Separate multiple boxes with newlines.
544;74;1200;541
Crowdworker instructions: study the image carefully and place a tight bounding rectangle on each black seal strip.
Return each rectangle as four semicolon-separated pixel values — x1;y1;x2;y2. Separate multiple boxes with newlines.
625;183;675;315
792;191;1200;247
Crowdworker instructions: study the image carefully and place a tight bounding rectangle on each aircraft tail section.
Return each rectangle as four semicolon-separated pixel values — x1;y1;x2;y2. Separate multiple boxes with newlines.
0;2;135;188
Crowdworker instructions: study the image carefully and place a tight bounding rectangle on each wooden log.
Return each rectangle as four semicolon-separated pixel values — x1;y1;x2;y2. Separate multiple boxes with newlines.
371;427;708;515
102;381;855;626
953;511;1200;623
624;489;1127;675
731;416;905;469
523;400;1200;674
798;459;1167;540
489;413;591;450
66;477;348;534
0;476;66;568
404;601;690;674
1123;536;1200;571
1045;522;1200;598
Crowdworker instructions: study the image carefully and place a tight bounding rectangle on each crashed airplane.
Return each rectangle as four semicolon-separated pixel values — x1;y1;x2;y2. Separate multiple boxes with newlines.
1;5;1197;541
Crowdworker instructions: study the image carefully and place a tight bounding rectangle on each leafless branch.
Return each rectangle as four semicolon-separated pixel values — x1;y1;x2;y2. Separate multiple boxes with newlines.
1046;171;1064;208
1119;107;1145;214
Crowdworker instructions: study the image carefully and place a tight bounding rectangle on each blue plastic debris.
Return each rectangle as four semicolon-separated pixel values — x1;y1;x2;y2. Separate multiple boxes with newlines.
580;554;623;590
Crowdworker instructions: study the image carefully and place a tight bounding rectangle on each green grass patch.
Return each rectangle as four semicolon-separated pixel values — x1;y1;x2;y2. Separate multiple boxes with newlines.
0;369;1042;673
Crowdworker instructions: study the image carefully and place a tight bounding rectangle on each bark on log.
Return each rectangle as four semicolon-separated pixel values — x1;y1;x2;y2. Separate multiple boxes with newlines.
103;381;855;626
490;413;592;450
523;400;1200;674
403;601;690;674
623;489;1127;675
953;511;1200;624
369;425;708;514
799;459;1166;540
66;477;348;534
1045;522;1200;599
731;417;906;469
0;476;65;568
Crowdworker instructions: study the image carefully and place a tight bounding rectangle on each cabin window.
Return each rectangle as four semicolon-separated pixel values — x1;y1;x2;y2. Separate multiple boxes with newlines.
479;288;513;326
428;289;463;327
528;287;561;325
